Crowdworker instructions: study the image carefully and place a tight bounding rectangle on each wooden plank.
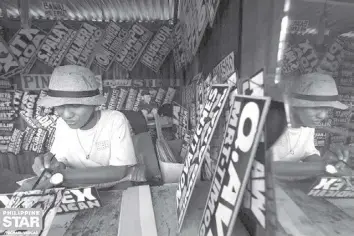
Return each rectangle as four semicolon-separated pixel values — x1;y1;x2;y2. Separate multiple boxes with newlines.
326;199;354;218
48;213;79;236
138;185;158;236
275;185;326;236
282;185;354;236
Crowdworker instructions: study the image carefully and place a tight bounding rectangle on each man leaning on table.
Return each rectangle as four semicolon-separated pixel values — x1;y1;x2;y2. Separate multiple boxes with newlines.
268;72;353;179
18;65;144;191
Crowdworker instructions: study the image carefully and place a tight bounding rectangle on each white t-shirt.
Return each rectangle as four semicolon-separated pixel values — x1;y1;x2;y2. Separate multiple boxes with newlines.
51;110;137;168
270;127;320;162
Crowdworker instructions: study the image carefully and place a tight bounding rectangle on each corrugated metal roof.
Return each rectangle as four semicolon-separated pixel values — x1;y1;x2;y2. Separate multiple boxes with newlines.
0;0;176;22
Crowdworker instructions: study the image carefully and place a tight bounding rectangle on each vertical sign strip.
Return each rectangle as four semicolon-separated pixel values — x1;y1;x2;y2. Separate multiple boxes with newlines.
199;95;271;236
176;84;231;232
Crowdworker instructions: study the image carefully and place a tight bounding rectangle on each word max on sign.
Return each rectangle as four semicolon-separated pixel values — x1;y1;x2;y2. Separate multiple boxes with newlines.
176;85;231;232
308;177;354;198
199;95;270;236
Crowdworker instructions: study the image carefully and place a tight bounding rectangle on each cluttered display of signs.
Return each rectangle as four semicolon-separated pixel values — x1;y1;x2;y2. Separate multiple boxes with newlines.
115;23;153;71
199;95;270;236
176;85;231;232
0;188;65;236
308;176;354;198
0;186;102;214
0;37;22;79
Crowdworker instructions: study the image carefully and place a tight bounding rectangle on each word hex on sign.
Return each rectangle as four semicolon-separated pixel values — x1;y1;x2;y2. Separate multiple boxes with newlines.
176;85;231;232
199;95;270;236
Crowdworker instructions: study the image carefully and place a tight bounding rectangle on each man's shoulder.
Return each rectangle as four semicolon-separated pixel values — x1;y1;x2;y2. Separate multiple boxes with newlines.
100;110;128;124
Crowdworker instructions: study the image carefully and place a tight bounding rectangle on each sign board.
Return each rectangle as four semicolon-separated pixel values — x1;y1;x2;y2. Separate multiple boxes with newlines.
103;78;181;88
115;23;153;71
207;0;221;26
42;1;69;19
8;26;47;74
308;177;354;198
36;21;76;68
199;95;270;236
212;52;235;84
172;102;189;139
92;22;129;71
242;69;264;97
0;187;102;214
176;85;231;231
173;22;190;71
64;22;103;67
141;25;174;72
0;37;21;79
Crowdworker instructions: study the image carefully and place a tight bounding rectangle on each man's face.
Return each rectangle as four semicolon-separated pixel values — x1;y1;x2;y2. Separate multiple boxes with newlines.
54;104;95;129
143;94;151;103
294;107;330;127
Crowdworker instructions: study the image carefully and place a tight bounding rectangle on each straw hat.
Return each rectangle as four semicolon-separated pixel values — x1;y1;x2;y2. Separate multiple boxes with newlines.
38;65;106;107
289;72;347;110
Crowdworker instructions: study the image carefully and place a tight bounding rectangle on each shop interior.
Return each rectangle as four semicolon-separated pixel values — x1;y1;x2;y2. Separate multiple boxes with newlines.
0;0;354;235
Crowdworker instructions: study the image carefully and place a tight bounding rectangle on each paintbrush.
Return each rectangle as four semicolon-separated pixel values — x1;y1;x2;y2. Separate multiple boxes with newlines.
32;155;56;190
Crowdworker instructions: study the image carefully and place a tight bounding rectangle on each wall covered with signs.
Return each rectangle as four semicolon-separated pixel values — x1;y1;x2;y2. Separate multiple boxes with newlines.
179;0;241;180
0;19;180;174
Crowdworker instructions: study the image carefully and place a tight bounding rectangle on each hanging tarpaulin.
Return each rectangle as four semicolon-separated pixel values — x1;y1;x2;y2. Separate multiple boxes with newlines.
207;0;221;27
64;22;104;67
36;21;76;68
178;0;210;64
0;37;22;79
8;25;47;74
115;23;153;71
140;25;175;73
42;1;69;19
92;22;129;71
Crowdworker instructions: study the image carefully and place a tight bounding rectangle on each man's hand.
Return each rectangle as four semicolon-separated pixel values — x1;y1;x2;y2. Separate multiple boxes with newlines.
322;144;350;164
32;152;66;178
15;177;54;192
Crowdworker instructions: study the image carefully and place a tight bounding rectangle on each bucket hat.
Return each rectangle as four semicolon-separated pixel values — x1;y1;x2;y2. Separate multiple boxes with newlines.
38;65;106;107
289;72;347;110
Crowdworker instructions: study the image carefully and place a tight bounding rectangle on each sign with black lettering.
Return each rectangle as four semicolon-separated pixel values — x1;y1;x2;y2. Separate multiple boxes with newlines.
141;25;174;72
42;1;69;19
207;0;221;26
115;23;153;71
308;177;354;198
179;0;209;58
0;37;21;79
172;102;189;140
36;21;76;68
242;69;264;97
21;74;50;90
176;85;231;232
103;78;181;88
199;95;270;236
92;22;129;71
173;22;190;71
9;26;47;74
212;52;235;84
64;22;103;67
0;187;102;213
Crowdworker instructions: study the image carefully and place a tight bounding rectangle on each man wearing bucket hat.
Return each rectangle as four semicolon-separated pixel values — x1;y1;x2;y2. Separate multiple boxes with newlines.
19;65;142;190
269;72;353;179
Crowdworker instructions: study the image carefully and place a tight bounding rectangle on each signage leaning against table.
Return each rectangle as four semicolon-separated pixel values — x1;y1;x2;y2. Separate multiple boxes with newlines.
212;51;235;84
64;22;104;67
36;21;76;68
0;37;22;79
176;85;231;232
115;23;153;71
199;95;271;236
8;25;47;74
92;22;129;71
141;25;175;72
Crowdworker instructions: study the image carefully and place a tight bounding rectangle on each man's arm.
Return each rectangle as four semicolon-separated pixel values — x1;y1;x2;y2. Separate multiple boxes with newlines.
273;161;326;179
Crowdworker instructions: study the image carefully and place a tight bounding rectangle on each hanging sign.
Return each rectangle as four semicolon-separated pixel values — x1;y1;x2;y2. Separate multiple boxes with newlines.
207;0;221;26
64;22;103;67
42;1;69;19
212;52;235;84
103;78;181;88
199;95;270;236
179;0;209;58
176;85;231;232
92;22;128;71
8;26;47;74
173;22;190;71
0;37;22;79
37;21;76;68
115;23;153;71
141;25;174;72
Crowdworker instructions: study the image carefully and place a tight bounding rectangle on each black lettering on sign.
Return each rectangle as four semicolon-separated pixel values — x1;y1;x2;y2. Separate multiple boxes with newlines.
21;74;51;90
0;37;21;79
199;94;270;236
176;85;231;232
115;23;153;71
141;25;174;72
212;52;235;83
